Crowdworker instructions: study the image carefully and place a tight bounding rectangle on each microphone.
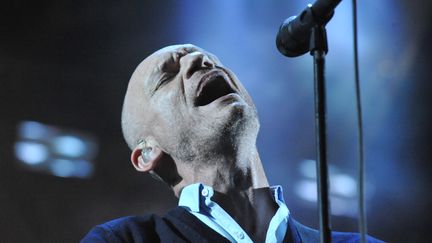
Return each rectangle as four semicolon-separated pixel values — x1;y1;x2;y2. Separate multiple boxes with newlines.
276;0;342;57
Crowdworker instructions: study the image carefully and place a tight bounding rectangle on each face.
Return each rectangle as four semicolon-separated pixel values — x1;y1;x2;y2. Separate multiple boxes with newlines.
136;44;259;164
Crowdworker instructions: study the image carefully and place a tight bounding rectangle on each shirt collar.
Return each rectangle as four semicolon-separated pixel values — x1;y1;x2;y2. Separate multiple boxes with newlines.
178;183;290;243
178;183;288;216
178;183;214;212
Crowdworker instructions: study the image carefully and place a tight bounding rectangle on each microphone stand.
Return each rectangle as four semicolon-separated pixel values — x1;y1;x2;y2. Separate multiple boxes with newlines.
276;2;342;241
310;24;332;243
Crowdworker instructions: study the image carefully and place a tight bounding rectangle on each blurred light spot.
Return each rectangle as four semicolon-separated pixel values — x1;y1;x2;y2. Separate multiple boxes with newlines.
331;174;357;198
50;159;75;177
15;142;49;165
299;159;317;179
299;159;340;179
18;121;51;140
52;135;87;157
295;180;317;202
331;197;357;217
49;159;94;178
15;120;98;179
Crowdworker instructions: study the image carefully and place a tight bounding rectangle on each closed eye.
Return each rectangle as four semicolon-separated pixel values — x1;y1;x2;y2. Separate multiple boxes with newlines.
153;73;175;93
161;53;180;73
151;52;184;96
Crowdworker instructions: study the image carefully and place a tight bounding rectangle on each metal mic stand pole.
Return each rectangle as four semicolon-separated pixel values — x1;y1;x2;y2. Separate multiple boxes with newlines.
310;24;332;243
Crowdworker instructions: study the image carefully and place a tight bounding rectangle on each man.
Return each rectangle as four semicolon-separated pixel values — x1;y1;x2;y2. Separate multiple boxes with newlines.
82;44;383;242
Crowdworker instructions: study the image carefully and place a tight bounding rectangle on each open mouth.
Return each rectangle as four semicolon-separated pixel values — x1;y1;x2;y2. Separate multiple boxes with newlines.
195;72;236;106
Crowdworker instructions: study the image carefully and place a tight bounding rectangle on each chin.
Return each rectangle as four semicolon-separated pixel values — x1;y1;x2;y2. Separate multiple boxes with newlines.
221;102;260;146
177;97;259;164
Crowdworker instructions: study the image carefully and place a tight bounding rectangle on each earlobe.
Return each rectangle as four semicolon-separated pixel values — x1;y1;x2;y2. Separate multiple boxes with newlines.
130;141;162;173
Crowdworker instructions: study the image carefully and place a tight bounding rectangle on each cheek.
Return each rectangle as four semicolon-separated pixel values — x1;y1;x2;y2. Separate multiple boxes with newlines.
152;89;187;130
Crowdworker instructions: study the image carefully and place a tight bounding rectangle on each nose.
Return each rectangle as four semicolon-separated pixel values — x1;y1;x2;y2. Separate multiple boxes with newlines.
180;51;215;79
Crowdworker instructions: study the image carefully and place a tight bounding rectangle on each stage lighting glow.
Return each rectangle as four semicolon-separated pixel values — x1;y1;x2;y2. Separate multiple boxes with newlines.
295;175;358;217
50;159;76;177
295;180;317;202
52;135;87;157
331;174;357;198
299;159;341;179
15;141;49;165
299;159;317;179
296;159;360;217
19;121;52;140
331;197;357;217
15;120;98;178
49;159;93;178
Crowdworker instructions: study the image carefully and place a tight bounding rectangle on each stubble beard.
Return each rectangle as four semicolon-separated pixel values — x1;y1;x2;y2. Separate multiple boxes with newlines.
174;106;260;171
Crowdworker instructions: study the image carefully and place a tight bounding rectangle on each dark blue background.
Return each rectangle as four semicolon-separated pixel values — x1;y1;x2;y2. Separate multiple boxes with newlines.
0;1;430;242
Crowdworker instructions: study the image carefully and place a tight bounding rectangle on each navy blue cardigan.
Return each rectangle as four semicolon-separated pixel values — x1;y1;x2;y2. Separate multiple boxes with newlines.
81;206;383;242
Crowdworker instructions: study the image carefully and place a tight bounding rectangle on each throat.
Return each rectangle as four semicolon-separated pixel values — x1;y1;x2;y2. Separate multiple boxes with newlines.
212;187;279;242
194;162;251;194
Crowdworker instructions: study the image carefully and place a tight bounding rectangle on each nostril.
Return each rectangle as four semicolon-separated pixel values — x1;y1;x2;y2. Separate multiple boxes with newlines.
202;54;215;68
184;54;214;79
203;60;214;68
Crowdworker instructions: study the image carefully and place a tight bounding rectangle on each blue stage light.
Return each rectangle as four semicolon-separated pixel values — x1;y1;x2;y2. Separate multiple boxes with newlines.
295;180;318;202
299;159;317;179
49;159;94;178
15;120;98;178
52;135;87;157
295;159;362;217
18;121;53;140
15;141;49;165
331;174;357;198
50;159;76;177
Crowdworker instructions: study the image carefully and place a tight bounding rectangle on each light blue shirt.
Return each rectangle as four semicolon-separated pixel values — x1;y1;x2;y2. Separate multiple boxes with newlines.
178;183;290;243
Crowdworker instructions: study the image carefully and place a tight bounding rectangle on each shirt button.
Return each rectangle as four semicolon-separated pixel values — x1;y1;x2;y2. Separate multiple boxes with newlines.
201;188;209;197
236;232;245;240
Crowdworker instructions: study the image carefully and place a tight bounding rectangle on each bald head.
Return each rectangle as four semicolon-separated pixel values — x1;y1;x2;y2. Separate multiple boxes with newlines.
121;57;151;150
122;44;221;149
121;43;259;171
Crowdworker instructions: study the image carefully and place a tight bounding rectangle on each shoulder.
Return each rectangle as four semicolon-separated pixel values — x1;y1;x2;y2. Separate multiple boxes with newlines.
81;207;228;243
331;231;385;243
290;218;385;243
80;214;161;243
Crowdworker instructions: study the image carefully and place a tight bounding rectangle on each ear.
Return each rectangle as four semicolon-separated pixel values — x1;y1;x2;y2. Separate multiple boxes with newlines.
130;139;163;173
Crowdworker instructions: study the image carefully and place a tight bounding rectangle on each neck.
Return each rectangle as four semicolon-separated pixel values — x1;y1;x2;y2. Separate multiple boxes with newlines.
173;148;277;242
213;187;278;242
173;147;268;194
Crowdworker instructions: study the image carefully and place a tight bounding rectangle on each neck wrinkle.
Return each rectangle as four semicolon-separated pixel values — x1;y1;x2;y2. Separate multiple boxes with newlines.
173;147;269;198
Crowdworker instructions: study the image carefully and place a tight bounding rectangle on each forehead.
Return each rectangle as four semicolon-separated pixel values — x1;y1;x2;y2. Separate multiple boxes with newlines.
149;44;218;64
138;44;219;85
153;44;200;56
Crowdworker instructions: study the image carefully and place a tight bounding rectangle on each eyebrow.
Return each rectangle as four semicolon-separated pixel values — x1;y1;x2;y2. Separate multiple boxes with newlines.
156;51;183;71
147;53;179;97
156;54;172;71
